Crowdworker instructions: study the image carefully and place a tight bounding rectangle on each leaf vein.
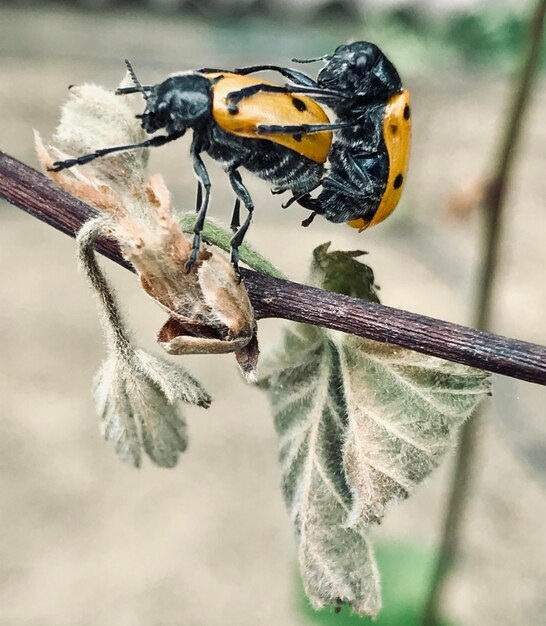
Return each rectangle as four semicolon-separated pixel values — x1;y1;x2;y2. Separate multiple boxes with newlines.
361;353;468;418
299;352;332;543
304;539;351;601
313;457;350;513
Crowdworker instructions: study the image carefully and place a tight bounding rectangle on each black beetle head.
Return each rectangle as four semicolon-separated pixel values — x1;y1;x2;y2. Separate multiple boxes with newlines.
139;72;211;135
317;41;402;100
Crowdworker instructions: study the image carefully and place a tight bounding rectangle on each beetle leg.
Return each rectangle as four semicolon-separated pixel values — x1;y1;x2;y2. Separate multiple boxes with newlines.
115;85;153;95
195;182;203;213
225;64;318;88
49;131;185;172
296;193;320;212
225;83;346;112
282;192;306;209
225;83;291;111
225;83;346;109
187;142;212;272
322;177;361;195
281;180;322;209
256;121;356;136
282;86;348;99
336;152;386;195
301;211;317;227
227;169;254;276
297;166;382;223
230;198;241;233
344;153;377;190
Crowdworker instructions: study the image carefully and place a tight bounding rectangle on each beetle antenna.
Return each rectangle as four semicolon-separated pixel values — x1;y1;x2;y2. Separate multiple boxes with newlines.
124;59;148;100
291;54;331;64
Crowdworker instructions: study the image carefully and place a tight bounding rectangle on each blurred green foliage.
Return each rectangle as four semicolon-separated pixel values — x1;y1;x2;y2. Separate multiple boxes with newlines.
370;8;534;73
5;3;542;74
298;541;454;626
212;8;542;76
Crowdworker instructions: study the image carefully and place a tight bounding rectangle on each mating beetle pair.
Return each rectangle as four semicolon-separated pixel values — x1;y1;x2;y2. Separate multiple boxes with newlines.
50;42;411;272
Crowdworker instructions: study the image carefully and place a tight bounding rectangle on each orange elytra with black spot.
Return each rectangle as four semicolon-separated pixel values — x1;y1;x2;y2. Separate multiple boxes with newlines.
348;89;412;231
205;72;333;164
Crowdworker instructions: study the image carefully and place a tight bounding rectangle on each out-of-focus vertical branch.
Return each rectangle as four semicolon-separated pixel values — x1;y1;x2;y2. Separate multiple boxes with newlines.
422;2;546;625
477;0;546;329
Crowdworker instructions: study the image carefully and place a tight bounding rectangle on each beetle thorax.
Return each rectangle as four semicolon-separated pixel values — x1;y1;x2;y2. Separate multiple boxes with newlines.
318;42;402;101
140;73;212;135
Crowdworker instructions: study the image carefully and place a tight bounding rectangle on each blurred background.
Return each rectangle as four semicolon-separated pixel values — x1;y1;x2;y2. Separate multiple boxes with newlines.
0;1;545;625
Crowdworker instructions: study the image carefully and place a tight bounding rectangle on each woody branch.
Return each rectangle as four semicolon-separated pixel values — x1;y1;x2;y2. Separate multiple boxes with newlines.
1;150;545;386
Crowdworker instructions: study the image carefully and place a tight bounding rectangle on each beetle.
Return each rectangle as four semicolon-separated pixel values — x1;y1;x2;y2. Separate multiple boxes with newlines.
221;41;411;232
49;61;333;271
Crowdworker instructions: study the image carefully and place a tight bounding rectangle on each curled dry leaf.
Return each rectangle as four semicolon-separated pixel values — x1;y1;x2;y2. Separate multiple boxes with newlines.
36;80;257;375
78;219;211;468
258;245;491;617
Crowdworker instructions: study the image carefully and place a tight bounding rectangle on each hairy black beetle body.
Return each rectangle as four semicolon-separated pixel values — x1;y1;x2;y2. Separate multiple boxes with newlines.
50;64;332;271
224;41;411;231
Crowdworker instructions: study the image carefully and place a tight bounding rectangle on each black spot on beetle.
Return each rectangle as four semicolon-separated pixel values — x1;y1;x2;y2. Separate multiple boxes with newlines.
393;173;404;189
390;124;398;134
293;133;303;142
292;97;307;112
403;104;411;120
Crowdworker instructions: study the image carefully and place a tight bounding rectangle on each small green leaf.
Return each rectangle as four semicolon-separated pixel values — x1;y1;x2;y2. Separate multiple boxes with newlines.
258;244;490;617
310;242;380;302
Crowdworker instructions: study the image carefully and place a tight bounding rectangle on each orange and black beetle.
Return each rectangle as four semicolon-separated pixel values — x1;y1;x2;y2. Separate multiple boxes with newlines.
224;41;411;231
51;43;411;268
50;62;333;271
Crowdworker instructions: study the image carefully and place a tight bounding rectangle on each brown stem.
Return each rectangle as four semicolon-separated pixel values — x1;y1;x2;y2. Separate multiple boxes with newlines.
1;149;546;386
422;1;546;624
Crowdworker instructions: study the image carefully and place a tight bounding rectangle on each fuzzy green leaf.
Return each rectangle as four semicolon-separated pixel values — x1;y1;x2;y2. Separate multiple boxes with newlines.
258;245;491;617
95;348;211;468
310;242;380;302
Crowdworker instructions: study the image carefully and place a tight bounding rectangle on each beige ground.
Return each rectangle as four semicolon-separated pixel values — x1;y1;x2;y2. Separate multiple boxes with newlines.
0;6;545;626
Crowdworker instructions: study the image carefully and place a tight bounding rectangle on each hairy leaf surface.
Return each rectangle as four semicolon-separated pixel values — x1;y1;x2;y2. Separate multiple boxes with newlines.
95;348;211;468
258;245;490;617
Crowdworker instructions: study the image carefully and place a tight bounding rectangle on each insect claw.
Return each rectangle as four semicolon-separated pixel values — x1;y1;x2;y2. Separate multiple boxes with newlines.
48;160;70;172
301;211;317;227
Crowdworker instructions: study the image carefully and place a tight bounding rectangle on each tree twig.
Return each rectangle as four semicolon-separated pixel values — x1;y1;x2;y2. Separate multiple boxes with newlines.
1;149;546;386
422;1;546;624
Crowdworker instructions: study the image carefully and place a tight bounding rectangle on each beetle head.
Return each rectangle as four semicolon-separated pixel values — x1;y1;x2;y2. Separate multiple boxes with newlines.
139;73;211;135
317;42;402;100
